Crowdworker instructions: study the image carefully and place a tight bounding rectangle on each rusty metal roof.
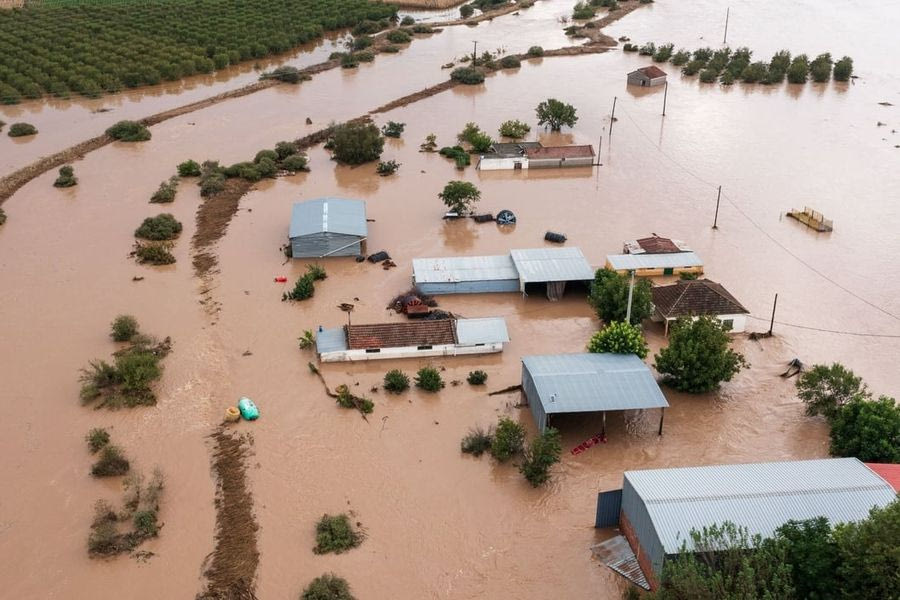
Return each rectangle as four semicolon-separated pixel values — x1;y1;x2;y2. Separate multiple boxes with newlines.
346;320;456;349
651;279;748;319
634;65;667;79
525;145;595;160
634;235;682;254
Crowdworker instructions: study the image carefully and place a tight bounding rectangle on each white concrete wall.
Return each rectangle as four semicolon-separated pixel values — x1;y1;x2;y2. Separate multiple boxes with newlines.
319;342;504;362
477;156;528;171
661;314;747;334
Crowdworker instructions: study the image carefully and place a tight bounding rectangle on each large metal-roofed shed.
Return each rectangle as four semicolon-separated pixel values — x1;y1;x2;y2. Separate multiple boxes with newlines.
521;353;669;433
511;247;595;300
411;254;520;295
289;198;367;258
607;457;897;587
606;251;703;277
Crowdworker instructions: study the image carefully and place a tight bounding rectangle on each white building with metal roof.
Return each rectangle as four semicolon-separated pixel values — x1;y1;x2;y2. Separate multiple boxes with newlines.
521;353;669;433
412;247;594;300
289;198;367;258
605;251;703;277
595;457;897;589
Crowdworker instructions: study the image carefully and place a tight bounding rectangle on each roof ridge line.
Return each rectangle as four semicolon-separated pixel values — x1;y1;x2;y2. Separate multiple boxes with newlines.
643;483;892;505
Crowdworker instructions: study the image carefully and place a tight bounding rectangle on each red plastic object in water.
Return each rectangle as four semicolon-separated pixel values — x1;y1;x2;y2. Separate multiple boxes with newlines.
274;276;287;283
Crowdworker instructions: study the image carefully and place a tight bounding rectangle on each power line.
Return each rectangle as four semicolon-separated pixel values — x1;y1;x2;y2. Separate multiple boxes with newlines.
746;315;900;339
614;105;900;325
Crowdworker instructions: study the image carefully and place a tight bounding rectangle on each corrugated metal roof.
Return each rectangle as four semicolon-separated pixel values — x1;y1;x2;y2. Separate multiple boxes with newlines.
455;318;510;345
347;320;455;349
525;145;595;160
315;327;348;354
412;254;518;284
511;247;594;283
625;458;897;555
289;198;367;238
606;251;703;271
522;353;668;414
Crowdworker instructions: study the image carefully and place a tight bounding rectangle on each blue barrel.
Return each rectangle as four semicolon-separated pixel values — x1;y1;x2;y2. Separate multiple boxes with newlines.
238;397;259;421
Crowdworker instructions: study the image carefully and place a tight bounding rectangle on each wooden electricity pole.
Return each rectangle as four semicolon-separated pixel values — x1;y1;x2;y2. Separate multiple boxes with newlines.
662;81;668;116
723;8;730;44
768;293;778;335
713;186;722;229
609;96;618;136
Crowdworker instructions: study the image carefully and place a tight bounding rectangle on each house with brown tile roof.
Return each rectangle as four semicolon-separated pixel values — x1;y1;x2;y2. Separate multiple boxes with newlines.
627;66;668;87
650;279;749;334
316;318;509;362
623;235;691;255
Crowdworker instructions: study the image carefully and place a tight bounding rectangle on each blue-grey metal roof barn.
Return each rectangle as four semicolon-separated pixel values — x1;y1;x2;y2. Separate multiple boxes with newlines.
594;457;897;590
289;198;367;258
521;353;668;434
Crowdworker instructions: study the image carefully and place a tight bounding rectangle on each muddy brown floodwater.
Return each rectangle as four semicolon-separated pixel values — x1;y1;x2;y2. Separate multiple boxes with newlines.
1;1;899;599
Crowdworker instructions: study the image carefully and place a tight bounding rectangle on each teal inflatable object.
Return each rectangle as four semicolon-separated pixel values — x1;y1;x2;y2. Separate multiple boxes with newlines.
238;397;259;421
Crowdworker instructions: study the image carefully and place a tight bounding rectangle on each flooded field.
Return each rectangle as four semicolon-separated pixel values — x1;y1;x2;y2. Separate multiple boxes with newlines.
1;0;898;599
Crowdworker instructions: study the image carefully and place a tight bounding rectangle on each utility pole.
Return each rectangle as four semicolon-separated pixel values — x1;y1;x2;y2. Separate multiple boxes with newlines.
597;136;602;166
473;41;478;65
768;293;778;335
625;269;636;323
723;7;730;44
713;185;721;229
662;81;668;116
609;96;618;136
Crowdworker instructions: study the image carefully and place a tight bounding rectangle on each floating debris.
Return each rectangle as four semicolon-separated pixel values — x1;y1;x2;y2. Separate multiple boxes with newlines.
786;207;833;232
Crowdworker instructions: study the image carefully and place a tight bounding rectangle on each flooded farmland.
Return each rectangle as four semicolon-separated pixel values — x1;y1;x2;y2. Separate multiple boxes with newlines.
1;1;899;599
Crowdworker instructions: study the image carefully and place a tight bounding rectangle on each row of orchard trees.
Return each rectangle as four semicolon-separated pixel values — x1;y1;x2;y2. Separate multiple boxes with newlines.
0;0;396;103
626;43;853;85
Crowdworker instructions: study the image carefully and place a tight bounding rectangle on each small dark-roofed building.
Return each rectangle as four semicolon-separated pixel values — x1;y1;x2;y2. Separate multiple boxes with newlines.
651;279;749;333
623;235;690;255
524;144;595;168
490;141;542;157
627;66;668;87
289;197;367;258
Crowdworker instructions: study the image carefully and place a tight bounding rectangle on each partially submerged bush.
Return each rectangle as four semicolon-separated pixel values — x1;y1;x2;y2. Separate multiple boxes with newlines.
415;367;444;392
8;122;37;137
386;29;412;44
86;428;111;453
587;321;648;358
400;15;415;26
335;384;374;414
499;55;521;69
383;369;410;393
106;120;151;141
381;121;405;138
275;141;298;159
91;445;130;477
298;330;316;350
460;4;474;18
285;273;315;301
572;1;596;19
314;514;363;554
526;45;544;58
88;469;165;557
467;370;488;385
177;159;201;176
412;24;434;34
281;153;309;172
833;56;853;81
376;159;400;176
461;426;493;456
306;263;327;281
498;119;530;139
301;573;356;600
491;417;525;461
199;160;226;196
520;427;562;487
469;131;493;153
134;242;175;265
150;176;178;203
341;53;359;68
329;121;384;165
111;314;139;342
450;67;484;85
439;145;470;168
135;213;182;240
262;65;307;83
80;335;170;408
439;180;480;215
0;208;6;226
53;165;77;188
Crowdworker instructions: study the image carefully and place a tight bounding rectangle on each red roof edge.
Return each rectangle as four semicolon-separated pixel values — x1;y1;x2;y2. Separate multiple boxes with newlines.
865;463;900;492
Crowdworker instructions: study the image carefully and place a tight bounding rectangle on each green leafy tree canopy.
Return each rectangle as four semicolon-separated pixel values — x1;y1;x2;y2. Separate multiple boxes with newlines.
535;98;578;131
796;363;868;421
588;268;652;325
587;321;648;359
439;180;480;215
654;316;748;393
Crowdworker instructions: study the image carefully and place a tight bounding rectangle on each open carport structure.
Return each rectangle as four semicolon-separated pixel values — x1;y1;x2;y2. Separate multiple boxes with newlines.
521;353;669;433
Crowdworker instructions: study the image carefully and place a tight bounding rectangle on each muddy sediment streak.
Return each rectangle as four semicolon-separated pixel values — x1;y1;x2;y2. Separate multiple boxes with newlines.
197;428;259;600
192;178;254;278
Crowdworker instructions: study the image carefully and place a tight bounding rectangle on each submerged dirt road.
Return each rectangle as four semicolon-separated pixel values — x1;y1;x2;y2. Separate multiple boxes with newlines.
1;1;899;598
